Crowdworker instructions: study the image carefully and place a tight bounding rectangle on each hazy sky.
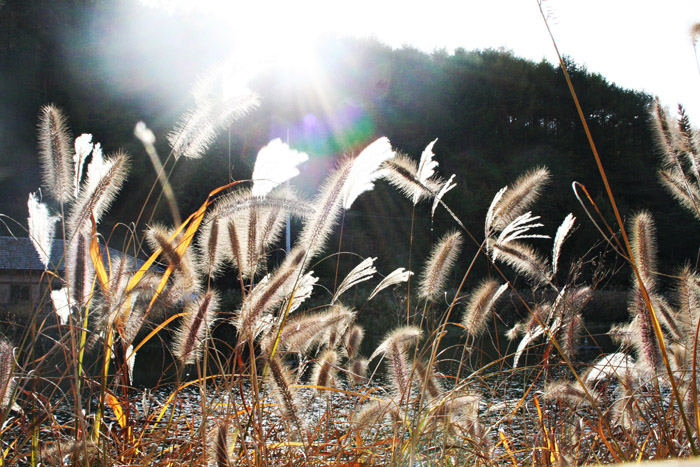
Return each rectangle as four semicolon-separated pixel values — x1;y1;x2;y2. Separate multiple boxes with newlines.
139;0;700;119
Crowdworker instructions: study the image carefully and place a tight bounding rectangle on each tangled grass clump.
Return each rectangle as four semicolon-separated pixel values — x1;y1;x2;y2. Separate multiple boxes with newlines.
2;51;700;467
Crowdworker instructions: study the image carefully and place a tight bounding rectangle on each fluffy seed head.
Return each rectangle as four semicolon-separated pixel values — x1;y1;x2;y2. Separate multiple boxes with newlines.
414;138;439;204
418;231;463;300
38;105;73;202
174;289;219;365
0;339;16;409
68;150;130;233
462;280;507;338
368;267;413;301
311;349;338;391
27;193;58;269
332;256;376;304
630;211;658;291
251;139;308;198
485;167;550;236
341;137;395;209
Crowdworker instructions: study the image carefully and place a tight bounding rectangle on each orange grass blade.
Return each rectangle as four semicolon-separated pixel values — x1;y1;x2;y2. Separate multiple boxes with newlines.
537;1;696;456
125;180;243;295
106;392;126;429
89;213;110;297
596;420;622;463
127;312;186;361
499;430;519;467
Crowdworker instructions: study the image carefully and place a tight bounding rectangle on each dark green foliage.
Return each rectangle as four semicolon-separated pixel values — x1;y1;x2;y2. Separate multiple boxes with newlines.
0;2;687;282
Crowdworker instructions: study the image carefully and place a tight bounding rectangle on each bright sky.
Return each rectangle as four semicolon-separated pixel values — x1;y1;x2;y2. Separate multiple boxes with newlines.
138;0;700;120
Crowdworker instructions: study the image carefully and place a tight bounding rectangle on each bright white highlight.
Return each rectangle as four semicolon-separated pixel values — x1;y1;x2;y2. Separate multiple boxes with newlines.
251;138;308;198
341;137;395;209
27;192;58;269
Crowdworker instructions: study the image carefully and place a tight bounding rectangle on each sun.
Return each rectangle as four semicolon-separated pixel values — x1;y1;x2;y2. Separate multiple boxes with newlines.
136;0;323;79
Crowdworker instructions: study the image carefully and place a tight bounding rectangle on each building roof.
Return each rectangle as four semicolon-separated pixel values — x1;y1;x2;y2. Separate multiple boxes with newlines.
0;236;152;272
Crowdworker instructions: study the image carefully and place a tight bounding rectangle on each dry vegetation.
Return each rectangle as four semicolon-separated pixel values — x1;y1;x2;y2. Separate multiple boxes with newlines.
2;23;700;467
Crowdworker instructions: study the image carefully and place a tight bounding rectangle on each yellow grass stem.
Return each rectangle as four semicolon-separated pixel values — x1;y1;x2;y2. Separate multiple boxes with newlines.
93;325;114;442
537;0;698;456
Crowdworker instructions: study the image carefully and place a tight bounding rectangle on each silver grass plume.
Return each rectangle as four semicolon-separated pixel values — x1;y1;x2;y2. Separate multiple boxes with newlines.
505;322;523;341
675;266;700;349
213;421;234;467
556;286;592;359
629;287;663;373
39;440;98;466
27;192;58;269
212;188;302;279
370;326;422;395
283;270;318;314
583;352;636;387
174;289;219;365
418;230;462;300
72;133;94;197
98;256;135;330
297;159;353;259
490;211;549;258
38;105;73;202
559;312;583;360
485;167;550;237
432;173;456;218
51;287;71;325
332;256;376;304
440;393;483;443
146;224;200;303
368;267;413;301
324;310;352;350
265;305;354;354
382;153;443;203
68;150;130;233
512;304;559;368
236;255;302;343
311;349;338;392
341;137;395;209
658;167;700;220
353;399;401;433
543;381;599;405
0;339;17;410
266;355;305;434
512;324;547;368
612;370;640;432
676;105;700;175
608;320;637;348
692;23;700;44
168;64;259;159
630;211;658;290
344;324;365;360
413;138;439;204
66;229;94;307
552;213;575;277
251;138;308;198
237;157;377;339
628;212;663;372
491;241;551;285
197;216;227;277
461;280;507;338
347;358;368;386
651;99;683;170
414;359;442;400
652;100;700;219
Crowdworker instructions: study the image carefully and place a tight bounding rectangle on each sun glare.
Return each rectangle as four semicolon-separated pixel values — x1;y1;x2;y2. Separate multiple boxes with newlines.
137;0;322;78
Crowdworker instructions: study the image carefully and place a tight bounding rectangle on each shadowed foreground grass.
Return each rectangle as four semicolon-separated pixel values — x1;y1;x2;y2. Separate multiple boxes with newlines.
1;39;700;466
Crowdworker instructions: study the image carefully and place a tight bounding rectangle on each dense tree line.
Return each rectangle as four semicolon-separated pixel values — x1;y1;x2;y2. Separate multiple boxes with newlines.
0;1;693;290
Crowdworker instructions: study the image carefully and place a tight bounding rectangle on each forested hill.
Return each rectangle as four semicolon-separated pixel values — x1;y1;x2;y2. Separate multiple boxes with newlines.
0;2;694;280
